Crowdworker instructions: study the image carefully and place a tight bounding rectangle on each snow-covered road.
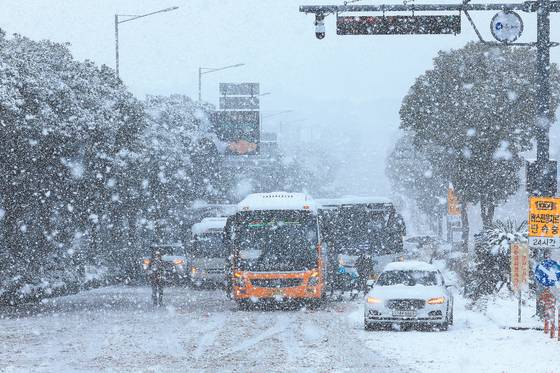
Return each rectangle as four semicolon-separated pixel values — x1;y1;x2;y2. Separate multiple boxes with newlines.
0;286;557;372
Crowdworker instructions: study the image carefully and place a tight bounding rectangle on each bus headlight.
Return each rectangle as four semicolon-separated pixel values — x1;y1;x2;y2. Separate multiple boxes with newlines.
233;271;245;287
308;270;320;286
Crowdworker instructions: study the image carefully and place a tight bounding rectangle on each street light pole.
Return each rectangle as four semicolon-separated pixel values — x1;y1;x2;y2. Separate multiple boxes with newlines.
115;14;120;78
198;67;203;101
114;6;179;79
198;64;245;101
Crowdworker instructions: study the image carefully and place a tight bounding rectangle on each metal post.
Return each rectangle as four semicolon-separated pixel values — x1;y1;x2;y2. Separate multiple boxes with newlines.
115;14;120;78
536;0;551;169
535;0;552;319
518;288;522;323
198;67;202;101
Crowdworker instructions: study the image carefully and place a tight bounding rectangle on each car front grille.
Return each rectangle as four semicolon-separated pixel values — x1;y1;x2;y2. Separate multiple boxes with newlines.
386;299;425;310
250;278;302;288
206;268;224;274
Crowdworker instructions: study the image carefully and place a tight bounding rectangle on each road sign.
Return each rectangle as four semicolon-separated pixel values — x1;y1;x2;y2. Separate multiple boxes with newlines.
211;111;260;155
490;11;524;43
535;259;560;287
528;196;560;248
219;83;259;96
336;15;461;35
511;242;529;289
219;96;259;110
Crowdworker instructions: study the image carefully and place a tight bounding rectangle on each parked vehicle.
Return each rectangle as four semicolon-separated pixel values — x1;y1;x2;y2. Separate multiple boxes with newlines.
364;261;453;331
189;217;228;288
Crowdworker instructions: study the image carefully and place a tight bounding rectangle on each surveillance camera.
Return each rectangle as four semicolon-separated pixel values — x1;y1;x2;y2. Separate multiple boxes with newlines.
315;14;325;39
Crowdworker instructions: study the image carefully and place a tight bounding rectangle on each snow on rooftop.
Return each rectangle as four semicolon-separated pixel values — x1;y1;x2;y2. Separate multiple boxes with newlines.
237;192;317;212
383;260;438;272
191;217;227;235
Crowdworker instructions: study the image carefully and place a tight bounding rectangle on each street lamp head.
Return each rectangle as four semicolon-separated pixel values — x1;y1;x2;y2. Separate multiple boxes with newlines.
164;6;180;12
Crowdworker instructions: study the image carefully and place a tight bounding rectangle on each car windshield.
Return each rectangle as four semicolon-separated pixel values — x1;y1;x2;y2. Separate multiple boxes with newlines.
377;270;439;286
192;234;227;258
235;214;318;272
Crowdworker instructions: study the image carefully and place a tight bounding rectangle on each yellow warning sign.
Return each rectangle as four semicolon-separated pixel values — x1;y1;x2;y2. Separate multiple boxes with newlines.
528;197;560;238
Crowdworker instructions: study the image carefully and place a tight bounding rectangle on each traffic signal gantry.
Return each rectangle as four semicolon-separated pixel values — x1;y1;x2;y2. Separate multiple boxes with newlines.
300;0;559;198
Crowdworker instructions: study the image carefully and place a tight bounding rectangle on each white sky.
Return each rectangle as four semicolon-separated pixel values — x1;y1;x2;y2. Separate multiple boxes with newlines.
1;0;560;197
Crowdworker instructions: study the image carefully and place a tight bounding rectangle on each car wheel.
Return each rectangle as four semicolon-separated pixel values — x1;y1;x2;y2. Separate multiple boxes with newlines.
449;306;454;325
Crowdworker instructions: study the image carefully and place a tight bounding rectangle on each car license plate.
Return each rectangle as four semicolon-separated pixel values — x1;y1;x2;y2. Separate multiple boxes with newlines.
393;310;416;318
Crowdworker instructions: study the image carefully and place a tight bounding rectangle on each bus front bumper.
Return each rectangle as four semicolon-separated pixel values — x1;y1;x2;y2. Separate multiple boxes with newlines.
233;284;323;300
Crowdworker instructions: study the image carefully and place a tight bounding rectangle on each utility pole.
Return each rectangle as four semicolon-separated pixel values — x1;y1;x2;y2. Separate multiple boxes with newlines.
536;0;551;167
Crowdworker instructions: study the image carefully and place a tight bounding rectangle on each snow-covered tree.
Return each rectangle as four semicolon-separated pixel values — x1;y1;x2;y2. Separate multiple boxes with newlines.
400;42;560;238
465;219;528;300
386;134;447;233
0;32;144;300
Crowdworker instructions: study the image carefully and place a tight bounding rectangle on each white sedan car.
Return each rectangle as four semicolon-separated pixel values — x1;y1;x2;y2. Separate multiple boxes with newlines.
364;261;453;331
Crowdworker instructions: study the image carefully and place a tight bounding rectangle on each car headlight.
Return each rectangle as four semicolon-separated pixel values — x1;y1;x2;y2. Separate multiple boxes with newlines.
174;259;184;265
191;266;199;274
427;296;446;304
143;259;151;266
367;297;382;304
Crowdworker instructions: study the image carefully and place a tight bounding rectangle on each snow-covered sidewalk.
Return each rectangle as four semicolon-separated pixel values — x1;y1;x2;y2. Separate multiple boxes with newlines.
353;294;558;373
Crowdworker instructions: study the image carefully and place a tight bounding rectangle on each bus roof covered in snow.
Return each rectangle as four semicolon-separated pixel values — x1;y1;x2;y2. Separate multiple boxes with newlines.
236;192;317;212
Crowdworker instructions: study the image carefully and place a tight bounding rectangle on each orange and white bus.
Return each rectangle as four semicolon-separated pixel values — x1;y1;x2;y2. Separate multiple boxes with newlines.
225;192;327;308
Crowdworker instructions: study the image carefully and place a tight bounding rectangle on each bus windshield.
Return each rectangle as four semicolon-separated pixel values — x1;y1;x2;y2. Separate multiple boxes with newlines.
233;212;318;272
193;233;227;258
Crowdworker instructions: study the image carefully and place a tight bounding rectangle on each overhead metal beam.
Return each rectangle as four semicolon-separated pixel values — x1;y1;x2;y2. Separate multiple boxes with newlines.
300;2;539;13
